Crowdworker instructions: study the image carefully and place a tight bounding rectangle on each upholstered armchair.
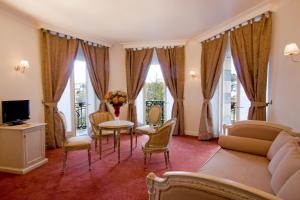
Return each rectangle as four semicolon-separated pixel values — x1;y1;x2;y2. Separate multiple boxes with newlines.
136;105;162;135
89;111;115;159
58;111;92;174
142;118;176;168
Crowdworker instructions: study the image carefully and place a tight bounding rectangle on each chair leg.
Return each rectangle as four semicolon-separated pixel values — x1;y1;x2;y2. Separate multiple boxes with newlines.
88;148;91;171
144;152;147;168
99;135;102;159
94;137;98;149
150;153;152;159
106;135;109;144
61;151;68;174
167;150;170;162
164;152;168;168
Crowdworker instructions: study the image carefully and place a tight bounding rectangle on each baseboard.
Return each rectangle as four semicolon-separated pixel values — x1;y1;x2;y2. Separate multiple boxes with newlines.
0;158;48;174
185;130;198;136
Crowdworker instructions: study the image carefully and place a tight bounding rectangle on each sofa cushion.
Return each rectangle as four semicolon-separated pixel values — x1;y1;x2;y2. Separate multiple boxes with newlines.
198;149;273;194
277;170;300;200
218;135;272;156
268;140;299;175
267;131;295;160
228;124;285;141
271;146;300;193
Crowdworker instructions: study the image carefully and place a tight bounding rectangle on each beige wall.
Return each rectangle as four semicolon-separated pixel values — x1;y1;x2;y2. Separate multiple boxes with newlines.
268;0;300;131
0;7;44;123
2;0;299;134
184;40;202;136
108;44;128;120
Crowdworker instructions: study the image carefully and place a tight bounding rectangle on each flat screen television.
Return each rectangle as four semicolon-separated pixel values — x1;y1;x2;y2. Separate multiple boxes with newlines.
2;100;30;125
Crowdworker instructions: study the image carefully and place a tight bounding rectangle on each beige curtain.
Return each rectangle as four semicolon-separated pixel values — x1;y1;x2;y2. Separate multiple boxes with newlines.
126;48;154;125
230;14;272;120
156;47;185;135
199;33;228;140
41;31;79;148
81;41;110;111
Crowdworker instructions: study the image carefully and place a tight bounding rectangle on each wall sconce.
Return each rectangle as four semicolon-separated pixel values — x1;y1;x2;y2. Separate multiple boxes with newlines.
284;43;300;62
15;60;30;73
189;70;196;78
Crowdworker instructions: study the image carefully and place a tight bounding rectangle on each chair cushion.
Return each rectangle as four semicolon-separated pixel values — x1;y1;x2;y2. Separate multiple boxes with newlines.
136;125;156;134
268;139;299;175
218;135;272;156
267;131;295;160
277;170;300;200
198;149;273;194
64;136;92;150
271;146;300;194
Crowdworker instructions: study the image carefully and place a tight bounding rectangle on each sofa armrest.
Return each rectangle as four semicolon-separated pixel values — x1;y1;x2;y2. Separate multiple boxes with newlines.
147;172;280;200
218;135;272;156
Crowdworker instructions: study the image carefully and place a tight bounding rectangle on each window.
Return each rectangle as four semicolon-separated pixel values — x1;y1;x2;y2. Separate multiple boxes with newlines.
136;50;173;125
211;46;250;135
58;47;99;136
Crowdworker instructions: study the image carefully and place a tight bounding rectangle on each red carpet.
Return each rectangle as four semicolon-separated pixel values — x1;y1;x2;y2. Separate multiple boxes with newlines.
0;135;219;200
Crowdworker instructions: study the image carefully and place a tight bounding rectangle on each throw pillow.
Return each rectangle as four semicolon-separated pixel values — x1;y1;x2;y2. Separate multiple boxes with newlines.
277;170;300;200
271;146;300;193
267;131;295;160
268;139;299;175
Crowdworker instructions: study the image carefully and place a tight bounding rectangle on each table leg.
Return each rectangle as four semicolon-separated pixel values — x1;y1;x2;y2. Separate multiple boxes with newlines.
117;130;120;164
113;130;116;152
99;130;102;159
130;128;133;155
135;130;137;147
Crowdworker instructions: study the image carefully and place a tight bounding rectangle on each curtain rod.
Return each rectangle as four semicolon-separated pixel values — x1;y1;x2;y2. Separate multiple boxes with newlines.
203;11;271;43
41;28;109;48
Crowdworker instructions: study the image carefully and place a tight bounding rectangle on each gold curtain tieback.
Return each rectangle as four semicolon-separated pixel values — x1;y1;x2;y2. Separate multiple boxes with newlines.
128;99;135;104
203;99;210;103
175;98;184;102
43;101;57;107
251;101;267;108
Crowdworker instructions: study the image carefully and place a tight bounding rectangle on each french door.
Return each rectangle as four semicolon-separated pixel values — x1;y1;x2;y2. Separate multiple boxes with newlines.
58;59;98;137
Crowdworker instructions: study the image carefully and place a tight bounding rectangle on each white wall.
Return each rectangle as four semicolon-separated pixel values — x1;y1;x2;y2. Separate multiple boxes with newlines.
108;44;128;120
0;7;44;123
268;0;300;131
184;40;203;136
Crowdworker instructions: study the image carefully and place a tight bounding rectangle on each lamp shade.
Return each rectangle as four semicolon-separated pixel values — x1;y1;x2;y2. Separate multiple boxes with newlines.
284;43;300;56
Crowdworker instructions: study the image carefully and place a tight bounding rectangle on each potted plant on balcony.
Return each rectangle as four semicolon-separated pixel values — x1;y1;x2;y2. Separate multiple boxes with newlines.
104;90;127;120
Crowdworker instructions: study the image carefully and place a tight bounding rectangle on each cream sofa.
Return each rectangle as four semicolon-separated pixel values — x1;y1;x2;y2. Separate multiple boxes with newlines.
147;120;300;200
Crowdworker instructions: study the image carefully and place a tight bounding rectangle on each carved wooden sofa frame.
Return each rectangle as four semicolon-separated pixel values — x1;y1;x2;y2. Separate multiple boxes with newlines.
146;120;299;200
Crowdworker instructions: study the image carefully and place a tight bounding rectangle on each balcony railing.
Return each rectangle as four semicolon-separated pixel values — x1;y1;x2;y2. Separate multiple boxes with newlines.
75;102;87;130
145;100;165;125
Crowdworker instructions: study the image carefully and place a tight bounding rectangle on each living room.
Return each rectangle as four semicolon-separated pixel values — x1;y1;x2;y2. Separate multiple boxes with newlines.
0;0;299;200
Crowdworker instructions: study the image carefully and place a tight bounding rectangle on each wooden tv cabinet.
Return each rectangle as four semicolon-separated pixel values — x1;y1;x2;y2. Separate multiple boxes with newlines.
0;122;48;174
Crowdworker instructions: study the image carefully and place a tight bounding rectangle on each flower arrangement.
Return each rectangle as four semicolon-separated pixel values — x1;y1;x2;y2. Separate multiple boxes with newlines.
104;90;127;119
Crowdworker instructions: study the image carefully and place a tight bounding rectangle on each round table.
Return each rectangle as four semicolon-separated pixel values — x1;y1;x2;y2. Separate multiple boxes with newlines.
98;120;134;163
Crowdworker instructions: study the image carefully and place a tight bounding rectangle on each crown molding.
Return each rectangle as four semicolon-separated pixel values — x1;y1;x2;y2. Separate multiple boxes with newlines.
121;39;187;49
193;0;280;42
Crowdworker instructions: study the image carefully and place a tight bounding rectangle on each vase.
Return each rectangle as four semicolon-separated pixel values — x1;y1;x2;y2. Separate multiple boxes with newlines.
113;105;121;120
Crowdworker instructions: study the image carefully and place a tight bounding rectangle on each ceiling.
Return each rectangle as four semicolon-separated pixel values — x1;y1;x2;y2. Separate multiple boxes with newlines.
2;0;265;44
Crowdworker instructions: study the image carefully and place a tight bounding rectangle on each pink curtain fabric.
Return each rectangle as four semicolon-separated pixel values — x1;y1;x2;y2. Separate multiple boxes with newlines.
156;46;185;135
41;30;79;148
199;33;228;140
81;41;110;111
126;48;154;126
230;14;272;120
